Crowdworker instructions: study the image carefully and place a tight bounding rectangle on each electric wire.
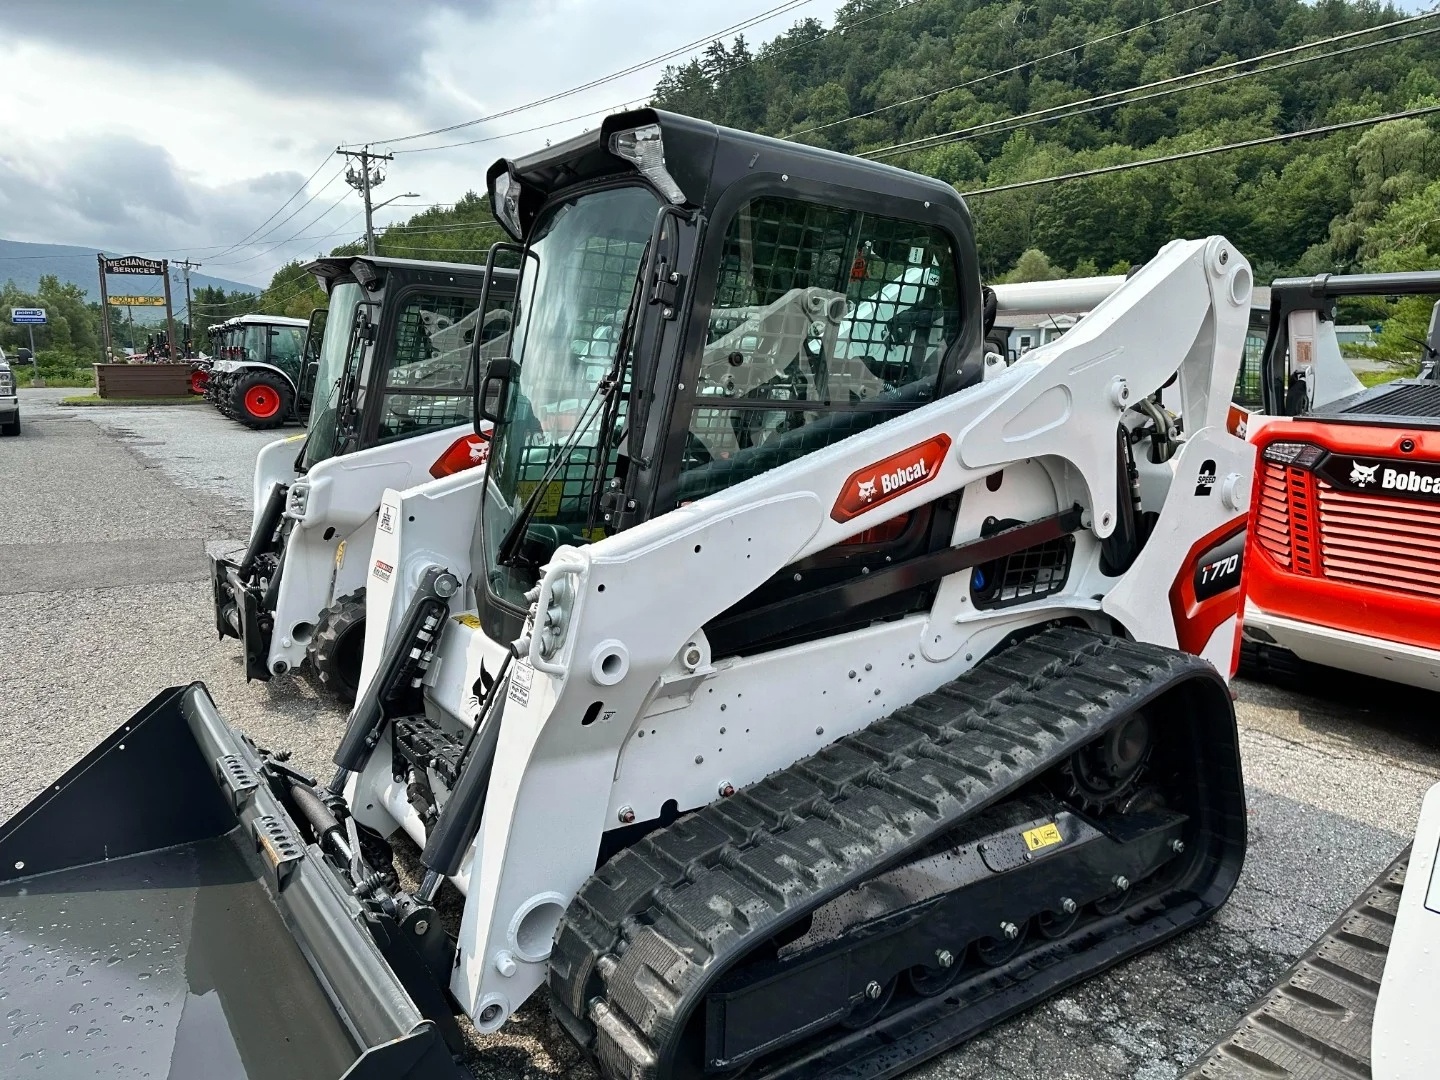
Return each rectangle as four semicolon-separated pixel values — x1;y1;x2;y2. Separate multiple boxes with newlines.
389;0;935;155
959;103;1440;197
204;152;336;260
784;0;1224;141
353;0;820;147
912;21;1440;155
864;9;1440;159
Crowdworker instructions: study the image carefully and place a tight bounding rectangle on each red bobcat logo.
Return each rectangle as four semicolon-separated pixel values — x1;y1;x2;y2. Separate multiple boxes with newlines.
832;434;951;523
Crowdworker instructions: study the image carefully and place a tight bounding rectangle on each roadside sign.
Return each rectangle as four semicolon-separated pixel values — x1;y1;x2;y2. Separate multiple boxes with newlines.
10;308;46;325
107;295;166;306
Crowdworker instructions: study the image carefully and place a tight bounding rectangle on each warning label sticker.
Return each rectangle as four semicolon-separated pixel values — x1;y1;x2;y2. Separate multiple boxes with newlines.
508;658;534;707
453;612;482;629
378;504;395;534
1022;822;1063;852
372;559;393;582
515;480;562;518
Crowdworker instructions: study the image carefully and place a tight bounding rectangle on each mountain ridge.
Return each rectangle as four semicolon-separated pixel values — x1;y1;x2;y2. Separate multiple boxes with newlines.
0;238;262;304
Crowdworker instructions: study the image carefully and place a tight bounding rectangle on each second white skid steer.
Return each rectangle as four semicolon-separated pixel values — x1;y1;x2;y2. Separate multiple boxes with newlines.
1;111;1256;1080
211;254;517;699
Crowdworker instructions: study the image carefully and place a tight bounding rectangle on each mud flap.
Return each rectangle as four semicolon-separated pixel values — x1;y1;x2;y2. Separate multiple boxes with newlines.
0;685;465;1080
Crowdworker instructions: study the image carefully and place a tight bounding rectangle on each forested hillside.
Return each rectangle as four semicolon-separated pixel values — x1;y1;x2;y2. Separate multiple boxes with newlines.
247;0;1440;316
649;0;1440;282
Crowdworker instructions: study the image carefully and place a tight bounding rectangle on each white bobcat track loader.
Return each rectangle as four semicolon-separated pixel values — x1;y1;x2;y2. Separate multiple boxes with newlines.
210;255;517;700
2;110;1254;1080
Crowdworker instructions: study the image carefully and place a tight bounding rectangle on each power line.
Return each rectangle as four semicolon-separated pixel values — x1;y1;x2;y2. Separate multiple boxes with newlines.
391;0;935;156
932;21;1440;154
865;8;1440;159
204;153;335;260
353;0;819;148
960;103;1440;197
785;0;1223;141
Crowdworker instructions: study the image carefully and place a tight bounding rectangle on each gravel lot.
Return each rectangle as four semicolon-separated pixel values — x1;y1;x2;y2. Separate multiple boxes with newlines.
2;385;1437;1080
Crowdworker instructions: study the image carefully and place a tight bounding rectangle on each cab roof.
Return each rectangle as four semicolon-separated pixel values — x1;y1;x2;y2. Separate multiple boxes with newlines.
303;254;517;296
486;107;970;243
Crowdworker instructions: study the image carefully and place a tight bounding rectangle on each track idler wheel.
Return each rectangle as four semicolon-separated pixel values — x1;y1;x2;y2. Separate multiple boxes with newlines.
841;976;896;1029
908;950;964;997
1063;710;1152;811
975;919;1029;967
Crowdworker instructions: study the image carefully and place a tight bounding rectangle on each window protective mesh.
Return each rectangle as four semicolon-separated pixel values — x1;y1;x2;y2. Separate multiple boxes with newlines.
677;196;963;504
377;288;516;442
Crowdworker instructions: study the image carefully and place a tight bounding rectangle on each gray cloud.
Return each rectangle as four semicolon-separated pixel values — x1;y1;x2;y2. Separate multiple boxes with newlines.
7;0;474;98
0;136;353;285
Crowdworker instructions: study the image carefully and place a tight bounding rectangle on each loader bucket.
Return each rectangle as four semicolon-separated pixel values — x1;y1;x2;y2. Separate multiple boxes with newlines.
0;685;462;1080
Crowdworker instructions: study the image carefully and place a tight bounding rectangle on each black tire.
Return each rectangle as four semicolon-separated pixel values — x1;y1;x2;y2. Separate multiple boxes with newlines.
309;588;367;703
230;370;293;430
1;416;19;437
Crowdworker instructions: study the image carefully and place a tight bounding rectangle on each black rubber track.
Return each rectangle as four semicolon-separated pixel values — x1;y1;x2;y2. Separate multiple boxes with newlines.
1183;849;1408;1080
549;627;1246;1080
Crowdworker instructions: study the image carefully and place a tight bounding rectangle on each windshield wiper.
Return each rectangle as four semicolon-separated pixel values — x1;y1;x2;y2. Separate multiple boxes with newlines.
495;244;649;570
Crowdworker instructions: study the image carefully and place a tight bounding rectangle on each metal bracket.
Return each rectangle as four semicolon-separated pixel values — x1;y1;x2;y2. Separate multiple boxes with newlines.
252;814;304;891
216;753;260;811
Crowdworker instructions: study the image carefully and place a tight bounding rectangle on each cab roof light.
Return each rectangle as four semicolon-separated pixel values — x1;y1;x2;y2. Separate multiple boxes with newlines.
609;124;686;205
492;169;524;239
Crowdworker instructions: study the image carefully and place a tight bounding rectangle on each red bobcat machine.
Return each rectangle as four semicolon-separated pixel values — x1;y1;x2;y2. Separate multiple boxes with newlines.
1241;270;1440;689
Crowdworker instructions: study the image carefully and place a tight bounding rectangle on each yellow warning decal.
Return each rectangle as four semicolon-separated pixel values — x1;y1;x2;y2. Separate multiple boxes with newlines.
1022;822;1063;852
334;540;346;568
515;480;562;518
453;613;482;629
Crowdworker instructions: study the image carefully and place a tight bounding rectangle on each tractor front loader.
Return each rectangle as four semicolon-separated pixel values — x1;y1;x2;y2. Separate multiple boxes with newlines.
1;111;1253;1080
211;255;517;701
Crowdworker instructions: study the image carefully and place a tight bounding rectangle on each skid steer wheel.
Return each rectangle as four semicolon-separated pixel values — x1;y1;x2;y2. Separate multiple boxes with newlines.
308;588;367;703
231;371;292;429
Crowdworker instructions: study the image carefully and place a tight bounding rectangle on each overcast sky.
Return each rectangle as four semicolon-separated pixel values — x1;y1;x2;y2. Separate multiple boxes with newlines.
0;0;847;287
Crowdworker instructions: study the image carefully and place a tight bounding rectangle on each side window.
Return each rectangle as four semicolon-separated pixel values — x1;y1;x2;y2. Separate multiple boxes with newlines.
376;288;516;442
269;326;303;376
1233;331;1265;409
676;196;963;503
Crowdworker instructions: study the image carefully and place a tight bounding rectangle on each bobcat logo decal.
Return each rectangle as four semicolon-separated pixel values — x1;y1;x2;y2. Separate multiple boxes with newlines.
1350;462;1379;487
857;477;877;502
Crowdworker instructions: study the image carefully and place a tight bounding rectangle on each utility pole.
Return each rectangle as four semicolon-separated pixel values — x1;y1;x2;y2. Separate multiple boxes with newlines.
175;258;200;355
337;145;394;255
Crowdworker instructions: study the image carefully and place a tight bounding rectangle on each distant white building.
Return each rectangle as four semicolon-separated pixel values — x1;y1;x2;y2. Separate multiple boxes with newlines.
994;284;1272;362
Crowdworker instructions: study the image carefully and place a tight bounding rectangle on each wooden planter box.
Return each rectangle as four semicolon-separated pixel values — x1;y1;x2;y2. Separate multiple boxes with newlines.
93;363;193;399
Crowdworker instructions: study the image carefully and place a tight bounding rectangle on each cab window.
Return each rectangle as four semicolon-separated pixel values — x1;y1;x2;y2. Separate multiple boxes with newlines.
675;196;963;503
376;288;516;442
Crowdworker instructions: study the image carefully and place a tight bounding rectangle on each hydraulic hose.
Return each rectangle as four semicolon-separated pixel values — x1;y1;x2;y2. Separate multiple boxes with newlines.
326;564;458;795
240;481;288;577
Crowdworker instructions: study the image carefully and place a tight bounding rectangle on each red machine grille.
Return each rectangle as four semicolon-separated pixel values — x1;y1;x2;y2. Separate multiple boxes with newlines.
1254;462;1318;573
1317;480;1440;599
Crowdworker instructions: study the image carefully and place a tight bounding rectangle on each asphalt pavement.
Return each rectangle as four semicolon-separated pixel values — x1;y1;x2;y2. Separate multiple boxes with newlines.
1;385;1437;1080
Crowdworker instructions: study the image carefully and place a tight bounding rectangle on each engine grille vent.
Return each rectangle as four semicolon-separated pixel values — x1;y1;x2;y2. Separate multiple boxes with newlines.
1317;480;1440;599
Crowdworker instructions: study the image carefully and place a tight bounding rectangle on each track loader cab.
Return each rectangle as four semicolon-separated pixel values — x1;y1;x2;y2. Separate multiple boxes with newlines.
4;110;1254;1080
210;256;517;700
1241;271;1440;689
